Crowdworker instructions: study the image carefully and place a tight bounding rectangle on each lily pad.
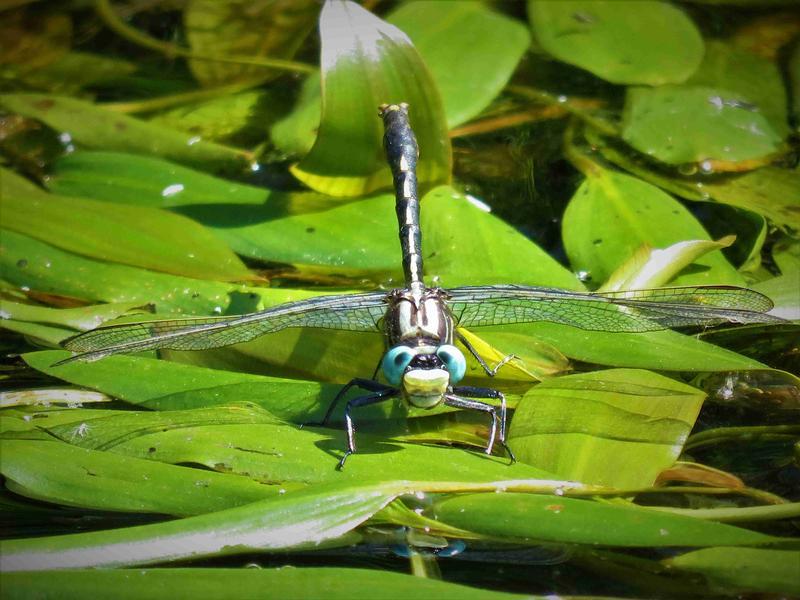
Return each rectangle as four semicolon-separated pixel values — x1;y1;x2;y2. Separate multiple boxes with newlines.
561;168;745;286
508;368;706;488
622;85;783;164
528;0;703;85
291;0;450;197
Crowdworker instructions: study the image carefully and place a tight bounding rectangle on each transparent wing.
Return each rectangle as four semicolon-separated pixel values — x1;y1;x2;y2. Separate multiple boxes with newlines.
446;285;780;332
58;291;389;365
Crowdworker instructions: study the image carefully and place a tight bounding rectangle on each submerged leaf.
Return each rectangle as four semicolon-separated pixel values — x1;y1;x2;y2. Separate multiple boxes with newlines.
666;548;800;595
622;86;783;165
686;40;789;138
184;0;317;86
528;0;703;85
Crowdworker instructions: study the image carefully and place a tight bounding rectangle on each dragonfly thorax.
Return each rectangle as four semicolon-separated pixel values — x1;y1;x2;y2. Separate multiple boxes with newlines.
384;287;454;347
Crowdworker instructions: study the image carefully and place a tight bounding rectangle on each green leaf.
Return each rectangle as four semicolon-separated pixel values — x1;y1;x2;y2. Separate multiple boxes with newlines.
290;0;451;196
0;480;406;570
589;127;800;229
685;40;789;138
0;228;246;314
271;2;529;157
0;298;149;330
622;86;783;164
25;351;336;423
433;493;779;547
562;168;745;286
147;90;284;144
423;187;581;289
601;237;737;291
0;319;69;347
752;267;800;321
0;438;274;515
528;0;703;85
0;568;528;599
20;51;137;94
666;548;800;595
50;152;270;208
387;1;531;128
1;168;254;282
504;323;768;372
49;151;400;275
0;94;251;173
184;0;317;86
508;368;705;488
31;402;558;488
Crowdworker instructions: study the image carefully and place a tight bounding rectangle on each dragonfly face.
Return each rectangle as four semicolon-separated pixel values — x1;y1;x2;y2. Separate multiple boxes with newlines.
381;343;467;408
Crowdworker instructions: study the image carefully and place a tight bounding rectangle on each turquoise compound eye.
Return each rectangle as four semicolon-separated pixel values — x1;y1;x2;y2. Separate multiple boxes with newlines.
436;345;466;383
382;346;415;386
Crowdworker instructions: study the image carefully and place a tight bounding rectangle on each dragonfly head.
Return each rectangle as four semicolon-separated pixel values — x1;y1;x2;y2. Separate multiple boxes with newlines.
382;344;467;408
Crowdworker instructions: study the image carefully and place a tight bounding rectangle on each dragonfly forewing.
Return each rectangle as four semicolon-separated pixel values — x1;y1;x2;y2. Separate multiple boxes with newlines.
446;285;781;333
58;291;389;365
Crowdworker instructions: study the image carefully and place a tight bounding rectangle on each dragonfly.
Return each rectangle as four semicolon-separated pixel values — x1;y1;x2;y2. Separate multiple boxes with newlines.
58;103;781;469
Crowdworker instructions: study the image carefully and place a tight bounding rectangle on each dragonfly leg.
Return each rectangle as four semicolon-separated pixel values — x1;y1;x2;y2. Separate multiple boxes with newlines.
456;332;516;377
338;388;399;470
309;378;391;427
447;388;515;463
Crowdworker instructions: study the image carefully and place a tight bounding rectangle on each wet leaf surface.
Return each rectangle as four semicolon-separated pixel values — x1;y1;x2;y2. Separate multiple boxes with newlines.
622;86;783;165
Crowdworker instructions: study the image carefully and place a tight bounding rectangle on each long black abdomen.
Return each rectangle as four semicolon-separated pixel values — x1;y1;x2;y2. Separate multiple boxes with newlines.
380;103;423;291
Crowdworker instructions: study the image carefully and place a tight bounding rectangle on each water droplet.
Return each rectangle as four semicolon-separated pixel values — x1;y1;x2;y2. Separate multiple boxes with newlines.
678;164;697;176
212;306;223;314
554;486;565;497
187;136;201;146
16;259;28;268
576;270;592;283
699;160;714;174
161;183;184;197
